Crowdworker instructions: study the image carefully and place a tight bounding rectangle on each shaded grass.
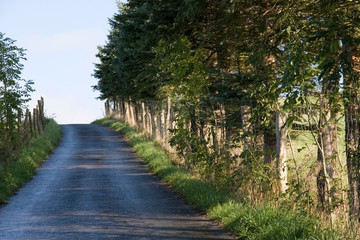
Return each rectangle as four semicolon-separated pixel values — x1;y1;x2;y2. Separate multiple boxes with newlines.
0;119;62;203
93;118;342;240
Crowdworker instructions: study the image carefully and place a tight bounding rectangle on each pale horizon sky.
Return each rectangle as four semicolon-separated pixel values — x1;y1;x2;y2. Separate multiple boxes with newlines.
0;0;123;124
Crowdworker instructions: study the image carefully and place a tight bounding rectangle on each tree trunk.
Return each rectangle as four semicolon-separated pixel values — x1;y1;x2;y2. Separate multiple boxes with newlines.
316;96;335;211
343;41;360;222
189;105;197;135
17;109;21;135
345;103;360;221
276;111;287;193
241;105;252;152
264;111;276;164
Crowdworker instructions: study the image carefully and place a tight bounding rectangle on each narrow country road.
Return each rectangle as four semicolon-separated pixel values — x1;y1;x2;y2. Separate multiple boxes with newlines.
0;124;233;240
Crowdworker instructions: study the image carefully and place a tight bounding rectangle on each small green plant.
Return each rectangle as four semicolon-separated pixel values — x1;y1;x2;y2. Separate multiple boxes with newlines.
0;119;62;203
209;201;341;240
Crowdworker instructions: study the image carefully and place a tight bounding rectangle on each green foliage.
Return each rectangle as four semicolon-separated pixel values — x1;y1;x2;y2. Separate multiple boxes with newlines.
93;0;360;231
156;37;209;102
157;36;213;175
94;118;342;240
156;36;234;185
0;119;62;203
0;32;34;160
93;0;182;100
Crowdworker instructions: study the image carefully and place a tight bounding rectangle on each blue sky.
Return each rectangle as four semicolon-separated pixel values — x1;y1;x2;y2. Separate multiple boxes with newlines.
0;0;122;123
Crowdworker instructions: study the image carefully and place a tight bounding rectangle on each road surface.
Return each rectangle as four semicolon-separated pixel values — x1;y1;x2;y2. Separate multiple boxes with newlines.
0;124;233;239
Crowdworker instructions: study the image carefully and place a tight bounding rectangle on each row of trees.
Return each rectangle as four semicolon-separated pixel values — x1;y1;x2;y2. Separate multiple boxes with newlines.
93;0;360;227
0;32;34;161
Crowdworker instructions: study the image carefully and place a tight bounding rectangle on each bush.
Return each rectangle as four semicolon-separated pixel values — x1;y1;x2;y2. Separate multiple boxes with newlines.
93;118;342;240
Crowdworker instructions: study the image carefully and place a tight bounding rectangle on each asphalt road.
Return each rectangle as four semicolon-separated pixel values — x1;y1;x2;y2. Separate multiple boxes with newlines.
0;124;233;240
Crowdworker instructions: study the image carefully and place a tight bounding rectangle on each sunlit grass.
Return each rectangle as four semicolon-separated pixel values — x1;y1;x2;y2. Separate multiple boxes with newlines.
92;118;229;210
93;118;342;239
0;119;62;203
209;201;340;240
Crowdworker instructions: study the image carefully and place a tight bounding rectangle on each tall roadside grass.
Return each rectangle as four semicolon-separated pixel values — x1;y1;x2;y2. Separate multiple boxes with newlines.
93;118;342;240
0;119;62;203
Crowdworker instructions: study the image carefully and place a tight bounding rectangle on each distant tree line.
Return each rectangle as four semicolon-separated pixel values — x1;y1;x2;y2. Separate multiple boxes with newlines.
93;0;360;228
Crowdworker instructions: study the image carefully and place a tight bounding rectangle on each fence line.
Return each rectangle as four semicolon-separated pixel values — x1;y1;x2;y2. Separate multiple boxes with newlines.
0;97;46;162
22;97;45;139
105;98;288;185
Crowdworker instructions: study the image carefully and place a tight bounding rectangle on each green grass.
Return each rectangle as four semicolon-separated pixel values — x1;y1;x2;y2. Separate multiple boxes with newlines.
0;119;62;203
92;118;229;211
93;118;342;240
209;201;339;240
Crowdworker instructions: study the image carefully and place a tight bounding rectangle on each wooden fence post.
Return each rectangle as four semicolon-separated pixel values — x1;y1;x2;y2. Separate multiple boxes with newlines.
129;100;135;127
37;106;43;135
134;102;140;130
119;99;123;120
156;106;162;141
166;97;172;138
160;107;166;141
28;109;33;137
38;97;45;129
17;109;21;134
24;109;29;138
241;105;252;151
146;103;152;137
141;102;146;132
124;100;128;123
150;102;156;139
121;99;126;121
33;108;38;135
105;99;110;117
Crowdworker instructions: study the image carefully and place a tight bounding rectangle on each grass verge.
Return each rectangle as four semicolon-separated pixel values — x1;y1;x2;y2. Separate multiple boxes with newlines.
93;118;341;240
0;119;62;203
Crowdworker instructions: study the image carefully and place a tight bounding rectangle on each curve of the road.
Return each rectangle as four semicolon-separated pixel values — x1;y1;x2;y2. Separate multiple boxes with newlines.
0;124;233;240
